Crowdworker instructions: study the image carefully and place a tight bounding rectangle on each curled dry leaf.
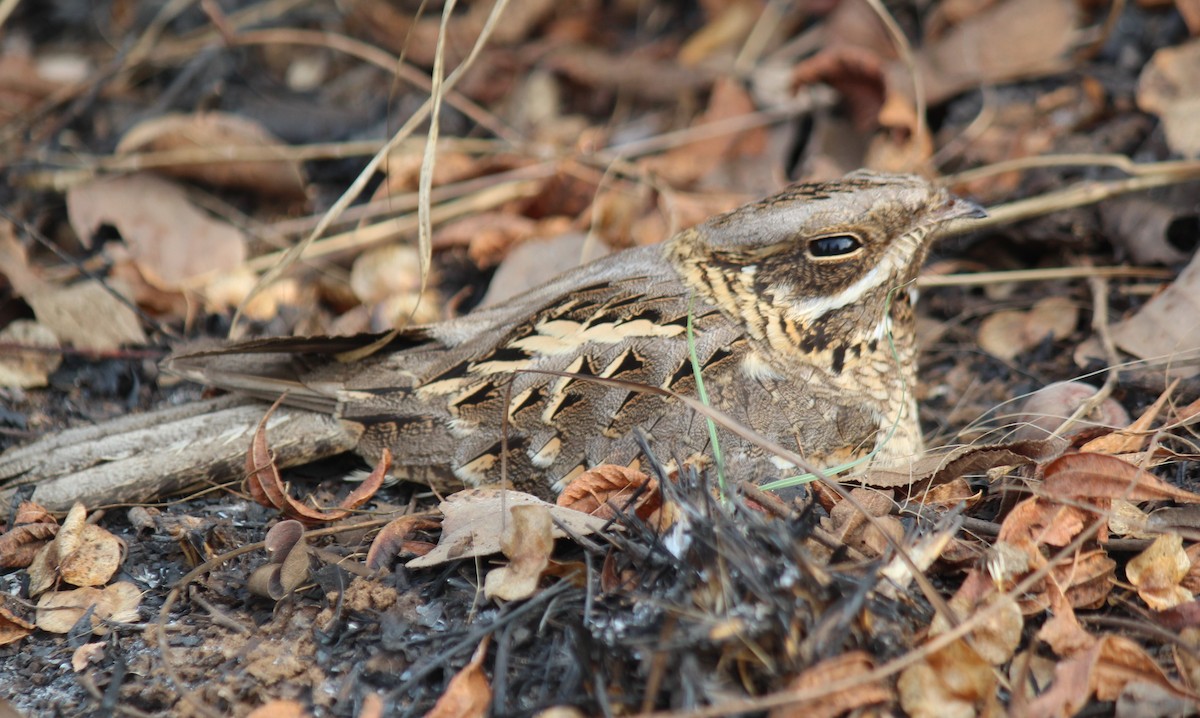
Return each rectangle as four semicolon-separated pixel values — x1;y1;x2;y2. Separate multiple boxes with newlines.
35;581;141;635
27;503;125;596
426;636;492;718
0;501;59;569
246;400;388;525
0;601;35;647
1127;533;1193;611
248;520;313;601
556;464;660;522
365;514;441;572
483;504;554;602
117;112;307;201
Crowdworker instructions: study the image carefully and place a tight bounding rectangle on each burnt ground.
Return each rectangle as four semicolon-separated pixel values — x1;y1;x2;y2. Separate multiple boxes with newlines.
5;1;1200;717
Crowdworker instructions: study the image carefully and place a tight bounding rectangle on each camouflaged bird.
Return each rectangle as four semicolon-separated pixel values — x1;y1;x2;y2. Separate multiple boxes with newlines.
159;171;985;498
0;171;984;507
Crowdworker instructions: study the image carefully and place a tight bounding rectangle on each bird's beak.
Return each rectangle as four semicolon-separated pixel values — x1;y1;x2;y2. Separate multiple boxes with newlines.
935;196;988;222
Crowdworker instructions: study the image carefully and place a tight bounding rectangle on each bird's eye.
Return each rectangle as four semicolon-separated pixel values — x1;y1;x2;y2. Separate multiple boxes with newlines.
808;234;862;258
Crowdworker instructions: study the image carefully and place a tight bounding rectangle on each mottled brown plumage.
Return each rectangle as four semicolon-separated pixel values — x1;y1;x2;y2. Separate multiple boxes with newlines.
163;171;983;498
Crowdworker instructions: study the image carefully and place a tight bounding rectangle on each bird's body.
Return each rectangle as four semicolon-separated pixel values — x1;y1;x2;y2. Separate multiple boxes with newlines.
0;170;979;506
165;171;984;498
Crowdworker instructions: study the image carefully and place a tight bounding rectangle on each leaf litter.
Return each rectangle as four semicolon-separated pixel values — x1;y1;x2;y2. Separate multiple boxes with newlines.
5;1;1200;716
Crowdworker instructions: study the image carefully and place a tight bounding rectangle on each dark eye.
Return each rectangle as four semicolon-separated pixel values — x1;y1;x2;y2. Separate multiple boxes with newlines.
808;234;862;258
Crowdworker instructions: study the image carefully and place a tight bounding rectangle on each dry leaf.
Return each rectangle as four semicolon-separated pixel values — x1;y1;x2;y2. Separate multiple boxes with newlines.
1138;39;1200;158
897;638;996;718
407;489;608;569
1012;381;1130;442
865;438;1063;489
25;280;146;351
365;515;441;571
27;503;125;595
556;464;660;521
246;400;387;524
66;173;247;291
933;592;1024;666
117;112;307;201
1127;533;1194;611
1026;636;1199;717
639;77;766;188
71;642;105;672
913;0;1078;104
245;700;312;718
1081;380;1174;455
35;581;141;635
0;320;61;388
1109;244;1200;376
248;520;312;601
769;651;889;718
978;296;1077;361
426;637;491;718
1042;453;1200;504
0;602;35;647
0;501;59;569
483;504;554;601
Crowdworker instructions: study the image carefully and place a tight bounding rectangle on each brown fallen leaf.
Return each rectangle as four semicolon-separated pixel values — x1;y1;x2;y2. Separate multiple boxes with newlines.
978;295;1078;362
483;504;554;601
0;601;35;648
0;320;61;389
0;501;59;569
1108;243;1200;376
897;638;996;718
769;651;890;718
35;581;141;635
426;636;492;718
245;700;312;718
1127;533;1193;611
245;400;387;525
1011;380;1130;442
913;0;1079;104
365;514;441;572
1042;453;1200;504
247;520;313;602
1080;379;1175;454
1026;635;1199;717
1138;39;1200;158
406;489;608;569
66;173;247;292
71;642;105;672
556;464;660;522
24;280;147;352
117;112;307;201
27;503;125;596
